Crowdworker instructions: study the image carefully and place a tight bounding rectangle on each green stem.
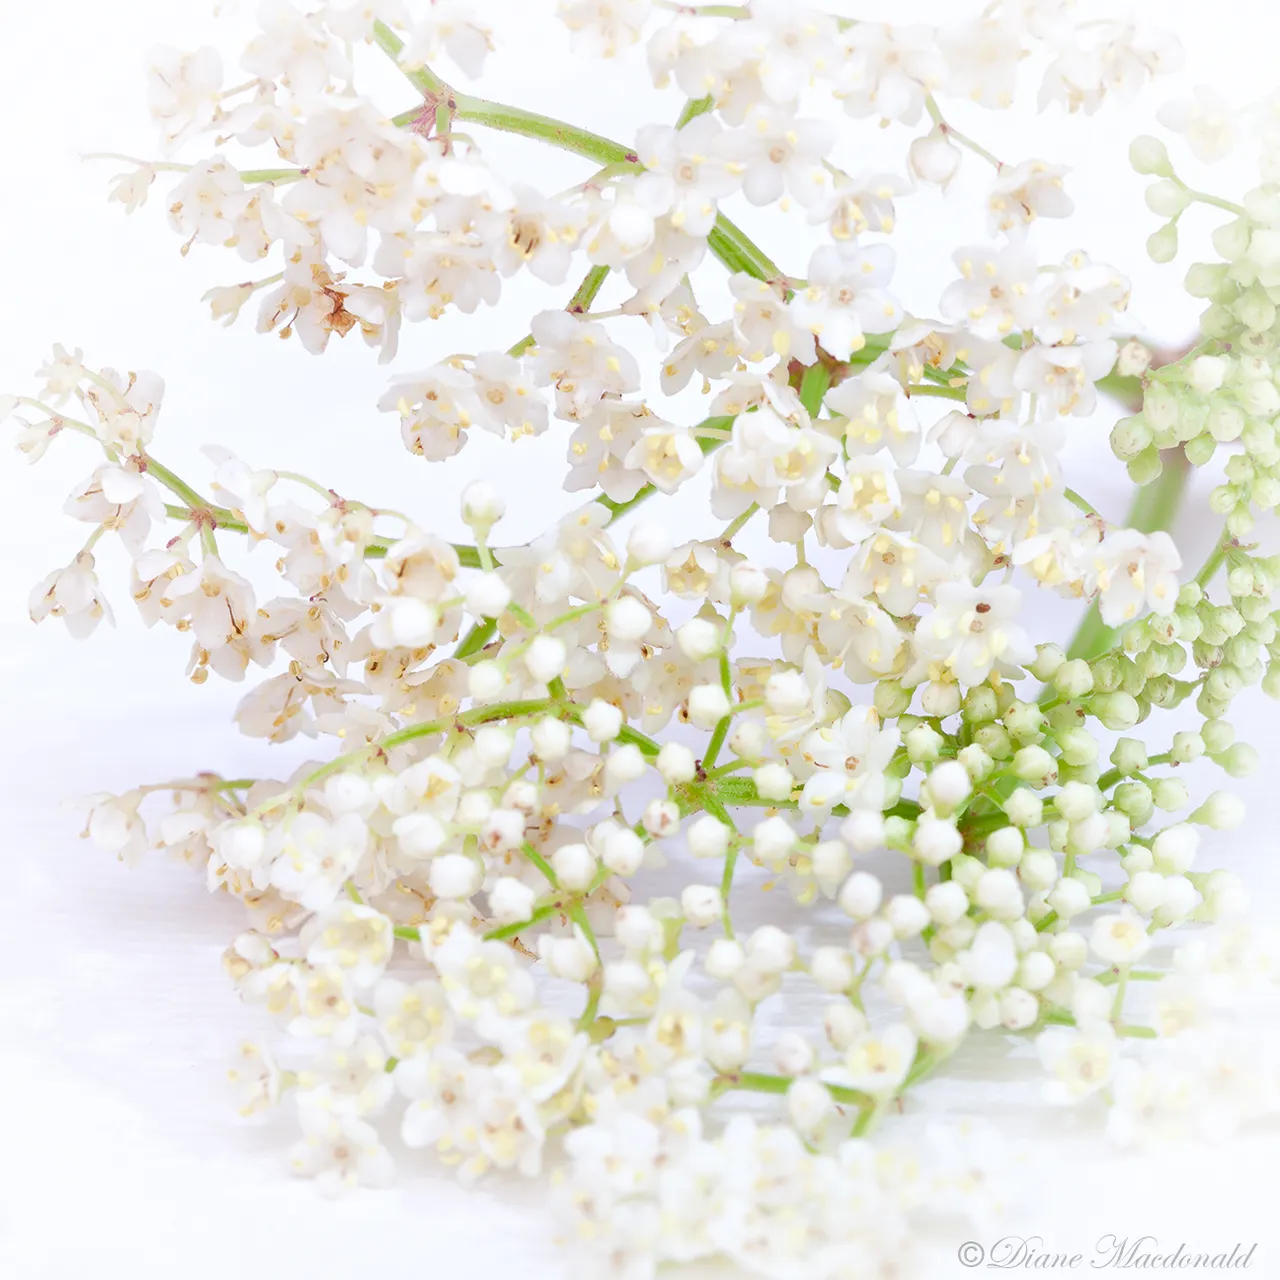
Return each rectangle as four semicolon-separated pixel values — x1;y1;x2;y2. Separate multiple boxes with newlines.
798;363;832;417
1194;534;1230;588
484;904;555;941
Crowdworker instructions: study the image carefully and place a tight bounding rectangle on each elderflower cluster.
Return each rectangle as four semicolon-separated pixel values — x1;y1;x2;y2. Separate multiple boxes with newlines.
11;0;1280;1275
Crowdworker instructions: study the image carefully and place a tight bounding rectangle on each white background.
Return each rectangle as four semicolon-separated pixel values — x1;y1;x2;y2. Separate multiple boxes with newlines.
2;0;1280;1276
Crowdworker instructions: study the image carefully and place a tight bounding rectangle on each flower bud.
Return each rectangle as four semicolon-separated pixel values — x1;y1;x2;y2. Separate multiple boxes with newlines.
626;521;674;566
729;563;769;606
688;683;731;728
656;742;696;784
838;870;883;918
681;884;722;928
524;634;567;683
1191;790;1245;829
1147;222;1178;263
909;126;961;186
460;481;504;529
688;814;731;859
754;761;795;801
1129;135;1173;176
677;616;722;661
1145;179;1190;218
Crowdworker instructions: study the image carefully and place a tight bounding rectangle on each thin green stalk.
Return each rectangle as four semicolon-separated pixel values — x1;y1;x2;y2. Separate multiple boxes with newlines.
375;24;784;285
798;363;832;417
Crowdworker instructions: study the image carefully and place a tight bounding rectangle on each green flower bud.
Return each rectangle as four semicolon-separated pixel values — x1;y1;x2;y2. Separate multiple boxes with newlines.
962;685;999;725
1111;737;1149;774
1012;744;1057;786
1196;687;1232;719
1090;654;1123;692
1213;742;1259;777
1127;446;1164;486
973;723;1013;759
1208;483;1239;515
1227;565;1256;598
874;679;913;718
1028;644;1066;682
1076;869;1104;898
1142;382;1180;432
1170;730;1205;763
1205;666;1243;702
1224;635;1260;668
1152;777;1190;811
1057;728;1099;767
1190;790;1246;830
1111;415;1153;461
1152;180;1187;217
883;815;915;850
1114;780;1155;824
1212;219;1253;261
1184;433;1217;466
1052;658;1094;699
1129;135;1173;176
1201;718;1235;753
1046;819;1068;852
1262;663;1280;698
1003;788;1043;827
1199;303;1238;340
1003;699;1045;743
905;723;945;764
949;853;986;890
1242;597;1273;624
1091;692;1140;730
1227;507;1257;539
1147;222;1178;264
1185;262;1228;299
1236;288;1277;333
1172;609;1203;642
985;826;1024;867
957;744;994;781
1118;656;1146;697
1145;674;1188;708
1192;639;1224;669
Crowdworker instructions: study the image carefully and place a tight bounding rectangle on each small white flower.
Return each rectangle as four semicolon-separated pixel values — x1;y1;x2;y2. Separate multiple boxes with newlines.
1091;910;1153;966
1036;1024;1119;1104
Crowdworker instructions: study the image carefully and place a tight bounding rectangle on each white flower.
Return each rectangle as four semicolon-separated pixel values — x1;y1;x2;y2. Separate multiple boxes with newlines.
915;582;1034;685
1158;86;1237;163
987;160;1074;236
941;243;1040;340
1091;910;1153;966
634;116;740;237
267;812;369;912
835;24;945;126
29;553;113;638
531;310;641;421
1036;1024;1119;1104
728;103;834;208
827;364;920;466
289;1097;393;1193
147;45;223;152
790;242;900;361
301;902;394;988
1015;340;1117;419
226;1041;281;1118
839;1023;917;1095
798;706;899;812
374;977;453;1058
558;0;650;58
1088;529;1182;625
